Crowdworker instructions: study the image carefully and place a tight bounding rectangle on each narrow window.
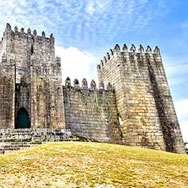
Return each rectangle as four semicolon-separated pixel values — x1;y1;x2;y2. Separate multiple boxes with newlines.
31;45;34;55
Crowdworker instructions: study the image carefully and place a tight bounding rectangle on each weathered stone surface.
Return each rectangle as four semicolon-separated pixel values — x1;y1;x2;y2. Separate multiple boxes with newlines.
0;24;65;129
63;83;122;143
0;128;73;153
97;44;185;153
0;24;185;154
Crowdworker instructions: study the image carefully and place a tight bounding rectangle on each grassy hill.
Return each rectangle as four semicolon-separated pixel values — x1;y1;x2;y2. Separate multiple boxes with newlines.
0;142;188;188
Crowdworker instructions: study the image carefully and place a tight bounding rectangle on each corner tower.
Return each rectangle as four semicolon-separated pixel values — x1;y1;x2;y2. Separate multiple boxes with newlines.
0;23;65;129
97;44;185;153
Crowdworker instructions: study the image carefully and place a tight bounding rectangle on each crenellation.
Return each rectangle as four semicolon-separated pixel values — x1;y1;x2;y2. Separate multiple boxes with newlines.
113;44;120;53
2;24;54;50
27;28;31;34
33;29;37;36
65;77;71;87
0;24;65;130
130;44;136;52
63;82;122;143
90;80;96;90
74;79;80;88
0;23;185;154
103;56;107;63
122;44;128;52
146;45;152;53
50;33;53;38
138;44;144;53
20;28;24;33
6;23;11;31
3;25;52;41
14;26;18;32
63;78;115;92
42;31;45;37
154;46;160;54
106;52;110;60
109;49;113;56
153;46;162;61
97;44;166;73
82;78;88;89
97;43;185;153
99;81;105;90
100;60;104;68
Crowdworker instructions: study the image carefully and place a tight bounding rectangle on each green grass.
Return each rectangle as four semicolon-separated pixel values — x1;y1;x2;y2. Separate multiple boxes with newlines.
0;142;188;188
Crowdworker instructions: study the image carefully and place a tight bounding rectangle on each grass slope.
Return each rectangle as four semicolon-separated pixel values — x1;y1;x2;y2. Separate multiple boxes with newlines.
0;142;188;188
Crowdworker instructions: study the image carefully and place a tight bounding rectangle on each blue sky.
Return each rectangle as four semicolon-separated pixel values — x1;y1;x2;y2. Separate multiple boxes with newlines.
0;0;187;142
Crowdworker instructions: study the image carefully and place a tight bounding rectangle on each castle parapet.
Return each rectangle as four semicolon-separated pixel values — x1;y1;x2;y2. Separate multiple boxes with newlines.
64;77;113;91
82;78;88;89
74;79;80;88
4;23;54;44
97;44;161;71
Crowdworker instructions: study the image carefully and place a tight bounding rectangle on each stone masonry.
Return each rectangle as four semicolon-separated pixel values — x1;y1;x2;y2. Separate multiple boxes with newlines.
0;24;185;153
0;23;65;129
97;44;185;153
63;78;122;143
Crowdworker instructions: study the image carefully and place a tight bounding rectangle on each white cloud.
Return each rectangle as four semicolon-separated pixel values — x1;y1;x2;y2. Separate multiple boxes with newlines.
165;63;188;77
1;0;186;142
55;46;98;85
179;121;188;143
181;21;188;29
0;0;171;45
175;99;188;119
86;1;95;15
85;0;106;15
161;55;188;142
175;99;188;142
163;56;188;86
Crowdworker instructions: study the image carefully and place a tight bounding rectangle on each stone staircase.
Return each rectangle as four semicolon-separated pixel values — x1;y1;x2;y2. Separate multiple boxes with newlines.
0;128;73;154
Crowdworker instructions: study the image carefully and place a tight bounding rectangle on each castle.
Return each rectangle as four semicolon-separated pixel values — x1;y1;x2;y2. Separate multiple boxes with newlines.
0;23;185;153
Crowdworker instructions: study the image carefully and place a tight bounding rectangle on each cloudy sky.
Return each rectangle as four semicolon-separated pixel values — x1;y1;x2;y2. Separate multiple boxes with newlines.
0;0;187;142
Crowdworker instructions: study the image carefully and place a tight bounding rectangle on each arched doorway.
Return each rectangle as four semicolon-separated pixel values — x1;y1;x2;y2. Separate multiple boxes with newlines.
15;108;30;129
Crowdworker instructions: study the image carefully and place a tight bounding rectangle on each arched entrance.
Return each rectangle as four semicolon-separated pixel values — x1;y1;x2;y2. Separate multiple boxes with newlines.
15;108;30;129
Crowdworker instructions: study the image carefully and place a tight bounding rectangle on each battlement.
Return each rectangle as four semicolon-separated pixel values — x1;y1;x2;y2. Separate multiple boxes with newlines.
1;23;54;44
63;77;113;91
97;44;161;70
0;23;185;153
0;23;56;67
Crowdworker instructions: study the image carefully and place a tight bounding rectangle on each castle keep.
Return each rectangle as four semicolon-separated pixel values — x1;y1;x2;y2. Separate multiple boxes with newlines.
0;24;185;153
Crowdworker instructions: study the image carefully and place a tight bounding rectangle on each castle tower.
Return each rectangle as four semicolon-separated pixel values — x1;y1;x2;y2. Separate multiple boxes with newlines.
97;44;185;153
0;23;65;129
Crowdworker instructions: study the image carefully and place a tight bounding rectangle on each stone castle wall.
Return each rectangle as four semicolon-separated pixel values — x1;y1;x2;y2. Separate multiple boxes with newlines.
0;69;14;128
63;78;122;143
0;23;65;129
0;30;15;129
30;44;65;129
0;23;185;153
97;44;185;153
